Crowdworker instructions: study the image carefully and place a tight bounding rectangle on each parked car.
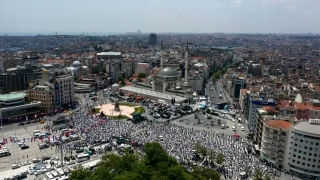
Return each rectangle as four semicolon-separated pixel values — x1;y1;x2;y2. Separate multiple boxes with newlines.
21;144;29;150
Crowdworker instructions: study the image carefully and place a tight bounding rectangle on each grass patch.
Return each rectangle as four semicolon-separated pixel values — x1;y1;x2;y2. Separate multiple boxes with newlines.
91;108;101;114
119;102;136;107
131;107;145;115
106;115;128;120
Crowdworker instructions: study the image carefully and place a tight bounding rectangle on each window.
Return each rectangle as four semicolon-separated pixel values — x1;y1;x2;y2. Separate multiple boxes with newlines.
302;163;305;165
303;157;306;160
292;160;295;162
303;152;307;155
298;156;301;159
310;147;313;150
316;143;319;146
294;149;297;152
314;154;317;157
293;154;296;157
305;146;308;149
295;138;298;141
311;142;313;145
307;164;310;167
299;150;302;153
297;161;300;164
308;158;311;161
312;165;315;168
300;139;304;142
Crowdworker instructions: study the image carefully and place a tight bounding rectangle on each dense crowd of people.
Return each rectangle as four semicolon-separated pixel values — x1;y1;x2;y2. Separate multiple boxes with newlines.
64;93;282;179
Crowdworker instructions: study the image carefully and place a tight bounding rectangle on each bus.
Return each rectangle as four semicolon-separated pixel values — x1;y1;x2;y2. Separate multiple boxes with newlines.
32;130;41;136
77;153;90;163
45;172;54;179
0;150;11;157
56;168;65;176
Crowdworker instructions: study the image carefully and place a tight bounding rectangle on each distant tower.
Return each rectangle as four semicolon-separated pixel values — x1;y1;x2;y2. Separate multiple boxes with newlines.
259;59;263;77
149;34;157;45
55;31;57;36
160;40;164;69
181;42;192;90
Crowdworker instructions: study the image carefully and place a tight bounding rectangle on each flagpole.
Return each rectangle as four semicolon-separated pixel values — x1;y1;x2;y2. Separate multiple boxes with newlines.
0;110;3;140
15;127;19;163
12;131;16;164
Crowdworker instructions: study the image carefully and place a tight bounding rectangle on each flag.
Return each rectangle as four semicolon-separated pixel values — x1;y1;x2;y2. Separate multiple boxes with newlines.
9;138;12;142
31;138;33;142
25;115;28;120
23;138;25;142
52;136;55;140
2;139;5;145
40;138;43;142
4;139;7;143
34;137;36;142
0;145;1;149
48;137;50;142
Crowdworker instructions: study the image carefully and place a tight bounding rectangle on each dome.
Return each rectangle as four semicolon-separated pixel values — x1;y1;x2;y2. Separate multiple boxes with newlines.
186;88;193;93
181;81;192;87
146;76;152;80
72;61;82;67
157;67;178;77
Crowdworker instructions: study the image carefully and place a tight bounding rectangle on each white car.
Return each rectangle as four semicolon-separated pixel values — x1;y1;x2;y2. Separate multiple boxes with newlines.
241;126;245;131
17;141;25;147
67;160;75;165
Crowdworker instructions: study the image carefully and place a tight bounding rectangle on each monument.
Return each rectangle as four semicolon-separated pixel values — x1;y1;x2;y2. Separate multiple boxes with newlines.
114;100;121;111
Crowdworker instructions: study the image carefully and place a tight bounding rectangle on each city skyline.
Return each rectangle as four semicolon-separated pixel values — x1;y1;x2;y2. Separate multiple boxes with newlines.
0;0;320;35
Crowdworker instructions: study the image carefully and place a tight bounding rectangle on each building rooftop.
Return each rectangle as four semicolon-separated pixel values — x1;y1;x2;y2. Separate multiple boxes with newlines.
266;120;291;130
0;92;26;101
294;121;320;135
120;86;187;103
97;52;121;56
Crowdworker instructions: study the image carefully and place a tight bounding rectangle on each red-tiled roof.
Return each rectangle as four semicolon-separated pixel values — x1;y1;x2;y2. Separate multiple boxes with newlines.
266;120;291;130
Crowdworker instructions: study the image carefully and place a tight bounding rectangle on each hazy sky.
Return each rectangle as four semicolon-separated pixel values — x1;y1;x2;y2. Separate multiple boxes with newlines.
1;0;319;35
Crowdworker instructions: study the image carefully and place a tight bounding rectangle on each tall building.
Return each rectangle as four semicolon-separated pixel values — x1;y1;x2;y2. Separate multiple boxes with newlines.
284;120;320;179
53;74;75;108
0;63;41;94
149;34;157;45
234;76;246;100
28;85;55;112
260;120;291;169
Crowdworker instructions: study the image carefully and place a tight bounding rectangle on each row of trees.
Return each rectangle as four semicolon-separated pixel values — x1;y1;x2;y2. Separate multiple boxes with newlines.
69;142;221;180
212;66;228;84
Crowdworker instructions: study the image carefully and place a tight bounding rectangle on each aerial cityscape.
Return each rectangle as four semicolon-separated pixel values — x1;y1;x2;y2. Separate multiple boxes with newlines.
0;0;320;180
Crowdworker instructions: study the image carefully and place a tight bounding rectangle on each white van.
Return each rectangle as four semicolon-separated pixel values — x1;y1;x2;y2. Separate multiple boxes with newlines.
221;124;225;129
46;172;54;179
11;164;20;169
50;170;59;177
232;126;236;131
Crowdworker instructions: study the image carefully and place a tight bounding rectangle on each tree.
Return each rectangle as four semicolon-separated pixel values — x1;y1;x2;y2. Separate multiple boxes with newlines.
100;111;105;117
208;150;216;167
69;142;221;180
191;167;220;180
138;73;146;78
138;78;142;82
121;80;126;86
253;168;263;180
118;76;124;82
217;119;221;124
264;174;271;180
102;67;106;73
69;165;93;180
206;108;211;114
216;153;224;165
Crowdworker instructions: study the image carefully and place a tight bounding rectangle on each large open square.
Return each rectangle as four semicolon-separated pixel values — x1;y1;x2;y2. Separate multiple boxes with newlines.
95;103;140;119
